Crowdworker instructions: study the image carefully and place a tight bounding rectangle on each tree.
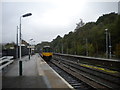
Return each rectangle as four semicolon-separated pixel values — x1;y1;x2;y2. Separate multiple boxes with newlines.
49;12;120;59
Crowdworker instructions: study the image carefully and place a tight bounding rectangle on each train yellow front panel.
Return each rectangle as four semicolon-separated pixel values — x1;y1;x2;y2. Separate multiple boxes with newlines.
42;52;53;56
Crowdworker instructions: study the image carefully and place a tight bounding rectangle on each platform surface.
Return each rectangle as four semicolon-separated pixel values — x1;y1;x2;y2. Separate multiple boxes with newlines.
2;54;73;89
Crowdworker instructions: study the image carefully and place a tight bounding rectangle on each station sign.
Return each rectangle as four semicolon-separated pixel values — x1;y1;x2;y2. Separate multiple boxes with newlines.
27;46;35;48
10;47;14;49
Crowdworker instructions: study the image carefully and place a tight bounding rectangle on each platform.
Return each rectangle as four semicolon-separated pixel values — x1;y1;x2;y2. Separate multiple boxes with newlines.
2;54;73;89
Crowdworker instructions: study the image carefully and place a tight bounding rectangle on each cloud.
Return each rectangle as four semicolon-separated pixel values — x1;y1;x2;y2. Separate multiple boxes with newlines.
2;1;118;44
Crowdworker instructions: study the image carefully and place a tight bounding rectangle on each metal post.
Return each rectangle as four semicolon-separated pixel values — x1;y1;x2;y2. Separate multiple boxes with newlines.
105;29;108;58
19;17;22;76
67;47;68;54
62;43;63;54
29;44;30;60
19;61;22;75
86;38;88;56
20;17;22;60
16;26;18;59
33;41;35;54
61;39;63;54
18;13;32;76
29;39;33;57
109;32;112;59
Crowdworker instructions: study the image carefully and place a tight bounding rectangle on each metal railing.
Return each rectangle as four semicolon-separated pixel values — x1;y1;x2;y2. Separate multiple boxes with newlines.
0;56;14;70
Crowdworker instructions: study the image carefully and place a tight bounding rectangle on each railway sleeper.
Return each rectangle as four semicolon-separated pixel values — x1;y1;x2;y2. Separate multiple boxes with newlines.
60;61;120;89
52;61;109;89
60;59;120;86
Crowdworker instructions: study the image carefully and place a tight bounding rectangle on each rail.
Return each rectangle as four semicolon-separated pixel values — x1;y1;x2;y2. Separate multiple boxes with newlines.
52;53;120;89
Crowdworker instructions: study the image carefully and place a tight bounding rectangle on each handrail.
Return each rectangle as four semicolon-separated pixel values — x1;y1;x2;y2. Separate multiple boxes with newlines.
0;56;14;70
0;60;14;70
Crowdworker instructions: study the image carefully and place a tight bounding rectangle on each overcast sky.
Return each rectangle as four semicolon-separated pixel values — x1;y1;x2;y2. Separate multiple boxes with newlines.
1;0;119;44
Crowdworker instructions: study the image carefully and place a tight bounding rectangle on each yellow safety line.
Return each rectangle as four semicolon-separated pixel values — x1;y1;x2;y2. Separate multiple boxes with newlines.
80;64;119;74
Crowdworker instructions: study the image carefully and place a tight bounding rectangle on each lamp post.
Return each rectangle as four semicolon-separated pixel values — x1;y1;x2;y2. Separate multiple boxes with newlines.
105;29;108;59
16;26;19;59
109;32;112;59
33;41;35;54
19;13;32;76
29;39;33;59
86;38;88;56
31;40;35;55
62;43;63;54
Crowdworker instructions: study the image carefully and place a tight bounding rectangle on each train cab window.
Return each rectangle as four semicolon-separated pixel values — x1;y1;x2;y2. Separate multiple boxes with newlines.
43;47;52;52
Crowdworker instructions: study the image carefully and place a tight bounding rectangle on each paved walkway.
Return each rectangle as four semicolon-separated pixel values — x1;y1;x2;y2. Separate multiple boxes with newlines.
2;54;48;89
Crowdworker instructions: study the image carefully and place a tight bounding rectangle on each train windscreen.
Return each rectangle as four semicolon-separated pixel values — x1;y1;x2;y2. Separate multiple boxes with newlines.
43;47;52;52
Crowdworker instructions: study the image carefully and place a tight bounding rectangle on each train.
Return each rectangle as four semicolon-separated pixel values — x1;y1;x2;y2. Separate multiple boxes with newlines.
40;46;53;61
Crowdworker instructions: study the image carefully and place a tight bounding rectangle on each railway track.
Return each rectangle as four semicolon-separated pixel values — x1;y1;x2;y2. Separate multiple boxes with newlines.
50;55;120;90
48;61;95;90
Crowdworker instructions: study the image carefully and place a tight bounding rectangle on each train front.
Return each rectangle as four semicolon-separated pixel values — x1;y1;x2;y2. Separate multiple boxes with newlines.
41;46;53;61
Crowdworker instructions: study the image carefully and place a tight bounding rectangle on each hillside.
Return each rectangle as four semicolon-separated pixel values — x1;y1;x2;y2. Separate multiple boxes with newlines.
50;12;120;59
